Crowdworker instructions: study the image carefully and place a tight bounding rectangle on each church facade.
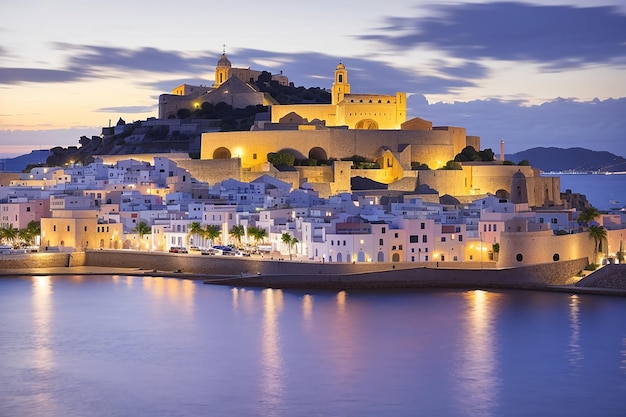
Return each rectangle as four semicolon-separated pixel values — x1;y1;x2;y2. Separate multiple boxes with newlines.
269;63;406;130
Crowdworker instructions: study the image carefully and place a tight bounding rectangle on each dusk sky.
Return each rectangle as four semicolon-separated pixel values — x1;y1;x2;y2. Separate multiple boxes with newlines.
1;0;625;158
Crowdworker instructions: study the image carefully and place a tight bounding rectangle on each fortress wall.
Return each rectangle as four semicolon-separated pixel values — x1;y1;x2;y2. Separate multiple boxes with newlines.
466;135;481;150
498;230;593;268
418;170;471;196
295;166;334;184
175;158;241;184
201;129;458;172
469;165;538;196
0;251;85;269
271;104;336;124
433;126;467;156
352;168;399;184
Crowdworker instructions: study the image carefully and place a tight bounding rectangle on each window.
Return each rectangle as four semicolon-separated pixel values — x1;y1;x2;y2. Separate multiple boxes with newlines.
422;235;427;243
539;218;544;224
379;239;384;245
26;207;31;212
553;253;560;261
67;225;70;231
420;223;425;230
516;253;523;262
410;235;419;243
382;227;386;234
84;226;87;231
399;245;403;250
425;255;429;261
411;256;415;262
459;235;463;242
494;224;497;232
394;232;399;238
441;237;446;242
552;218;558;224
53;225;56;232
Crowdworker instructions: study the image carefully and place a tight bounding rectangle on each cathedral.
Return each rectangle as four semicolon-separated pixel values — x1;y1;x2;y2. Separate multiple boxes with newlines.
269;62;406;130
157;52;287;119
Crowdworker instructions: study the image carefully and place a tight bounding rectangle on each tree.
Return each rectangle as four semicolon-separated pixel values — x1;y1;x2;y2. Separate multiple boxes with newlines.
281;232;299;260
230;225;245;248
0;226;18;247
588;225;607;265
440;160;462;170
577;207;600;229
203;224;222;247
187;221;204;248
133;221;151;250
248;226;268;249
267;152;295;167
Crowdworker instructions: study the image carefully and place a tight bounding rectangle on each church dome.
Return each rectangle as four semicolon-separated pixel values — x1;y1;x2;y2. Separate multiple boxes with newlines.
217;53;231;67
336;62;345;70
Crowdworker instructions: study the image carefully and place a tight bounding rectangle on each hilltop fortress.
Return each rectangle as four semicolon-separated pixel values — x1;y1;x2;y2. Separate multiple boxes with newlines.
156;53;560;206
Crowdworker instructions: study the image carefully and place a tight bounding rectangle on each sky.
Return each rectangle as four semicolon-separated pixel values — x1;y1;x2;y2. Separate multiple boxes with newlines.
1;0;625;158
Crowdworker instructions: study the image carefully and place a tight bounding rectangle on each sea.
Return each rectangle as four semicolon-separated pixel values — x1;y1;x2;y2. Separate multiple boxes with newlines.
544;173;626;211
1;275;624;417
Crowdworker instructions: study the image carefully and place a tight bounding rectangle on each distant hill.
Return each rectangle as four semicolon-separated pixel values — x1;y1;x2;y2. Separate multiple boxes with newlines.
506;147;626;172
0;150;51;172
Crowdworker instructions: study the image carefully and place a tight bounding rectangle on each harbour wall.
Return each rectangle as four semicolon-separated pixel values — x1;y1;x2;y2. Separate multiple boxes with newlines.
80;250;587;289
1;250;589;290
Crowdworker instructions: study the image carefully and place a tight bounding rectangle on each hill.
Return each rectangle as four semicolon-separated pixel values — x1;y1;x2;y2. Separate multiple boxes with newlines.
506;147;626;172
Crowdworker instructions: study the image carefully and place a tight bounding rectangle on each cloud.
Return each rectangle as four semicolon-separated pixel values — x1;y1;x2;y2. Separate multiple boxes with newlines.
0;45;215;85
96;105;156;113
362;2;626;69
59;44;213;74
409;95;626;157
0;67;87;84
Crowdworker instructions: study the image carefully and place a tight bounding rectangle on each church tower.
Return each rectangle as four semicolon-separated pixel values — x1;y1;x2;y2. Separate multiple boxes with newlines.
332;62;350;105
214;51;231;88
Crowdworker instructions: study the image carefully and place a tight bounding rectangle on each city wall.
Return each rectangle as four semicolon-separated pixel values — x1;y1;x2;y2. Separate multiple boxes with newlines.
498;230;594;268
0;251;85;269
78;250;586;289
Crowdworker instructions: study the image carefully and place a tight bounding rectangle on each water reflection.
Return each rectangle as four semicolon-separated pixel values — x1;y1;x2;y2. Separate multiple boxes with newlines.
138;276;195;318
568;295;583;370
260;289;284;415
31;276;56;414
302;294;313;330
457;290;501;417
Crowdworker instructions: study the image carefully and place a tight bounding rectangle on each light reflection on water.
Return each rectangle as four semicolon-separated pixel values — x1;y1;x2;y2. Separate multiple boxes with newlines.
1;276;625;417
456;290;501;417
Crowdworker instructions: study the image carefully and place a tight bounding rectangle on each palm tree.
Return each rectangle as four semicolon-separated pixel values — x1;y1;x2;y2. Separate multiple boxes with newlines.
577;206;600;229
187;221;204;248
134;221;151;250
230;225;245;248
0;226;18;247
203;224;222;247
26;221;41;246
281;232;298;260
588;225;607;265
248;226;267;250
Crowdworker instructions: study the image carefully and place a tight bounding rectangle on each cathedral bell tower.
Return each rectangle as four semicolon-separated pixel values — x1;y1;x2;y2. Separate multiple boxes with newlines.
332;62;350;105
214;50;232;88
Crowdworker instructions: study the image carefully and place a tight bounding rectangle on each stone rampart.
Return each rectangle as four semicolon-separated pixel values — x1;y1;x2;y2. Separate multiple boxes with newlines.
0;251;85;269
81;250;587;289
576;264;626;290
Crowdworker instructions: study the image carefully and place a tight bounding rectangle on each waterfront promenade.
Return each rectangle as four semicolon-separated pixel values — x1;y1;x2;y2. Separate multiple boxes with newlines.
1;249;625;295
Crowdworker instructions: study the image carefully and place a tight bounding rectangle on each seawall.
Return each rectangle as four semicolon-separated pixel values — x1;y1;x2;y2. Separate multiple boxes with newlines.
0;250;599;291
80;250;587;290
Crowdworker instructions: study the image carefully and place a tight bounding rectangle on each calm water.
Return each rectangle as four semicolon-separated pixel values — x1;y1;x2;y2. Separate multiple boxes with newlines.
1;276;625;417
548;173;626;210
